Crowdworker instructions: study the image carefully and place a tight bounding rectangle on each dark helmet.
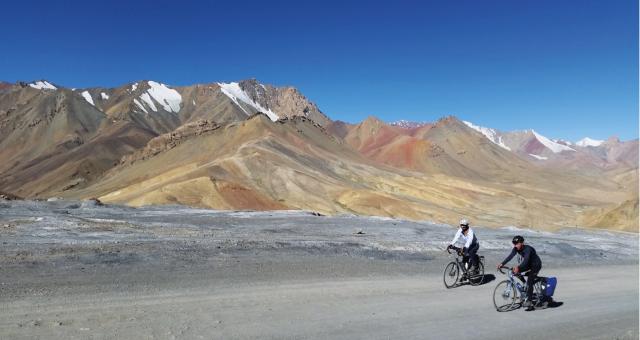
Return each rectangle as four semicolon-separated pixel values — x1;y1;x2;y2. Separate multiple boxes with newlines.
512;235;524;245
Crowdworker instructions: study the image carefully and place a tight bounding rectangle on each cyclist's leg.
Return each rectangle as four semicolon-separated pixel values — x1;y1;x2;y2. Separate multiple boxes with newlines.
525;266;541;306
461;256;469;273
460;251;470;271
468;243;479;269
525;270;535;301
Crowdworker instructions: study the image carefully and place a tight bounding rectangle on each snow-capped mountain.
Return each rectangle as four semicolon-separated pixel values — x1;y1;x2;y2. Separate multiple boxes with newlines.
218;82;279;121
28;80;57;90
576;137;604;147
462;121;511;150
223;79;330;126
530;130;576;153
0;78;332;200
130;81;182;114
460;120;636;169
461;121;575;159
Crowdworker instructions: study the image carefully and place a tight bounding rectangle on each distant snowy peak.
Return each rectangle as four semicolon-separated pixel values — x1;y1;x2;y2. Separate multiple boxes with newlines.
531;130;575;153
80;91;94;106
217;82;279;122
389;120;429;129
133;81;182;114
576;137;604;147
29;80;57;90
101;92;109;100
463;121;511;150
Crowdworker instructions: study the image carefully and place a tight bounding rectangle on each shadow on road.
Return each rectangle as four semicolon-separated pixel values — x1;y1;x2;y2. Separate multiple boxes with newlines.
447;274;496;289
545;300;564;309
478;274;496;285
497;299;564;313
496;302;521;312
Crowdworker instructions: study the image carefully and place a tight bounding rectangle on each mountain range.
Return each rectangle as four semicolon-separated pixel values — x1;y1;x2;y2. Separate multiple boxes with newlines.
0;79;637;231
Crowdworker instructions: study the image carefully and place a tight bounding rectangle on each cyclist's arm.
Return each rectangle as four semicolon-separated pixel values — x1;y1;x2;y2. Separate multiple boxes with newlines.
500;248;516;266
450;229;461;246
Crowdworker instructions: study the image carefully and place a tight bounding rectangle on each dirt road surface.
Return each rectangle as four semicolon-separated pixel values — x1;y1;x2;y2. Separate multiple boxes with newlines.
1;201;637;339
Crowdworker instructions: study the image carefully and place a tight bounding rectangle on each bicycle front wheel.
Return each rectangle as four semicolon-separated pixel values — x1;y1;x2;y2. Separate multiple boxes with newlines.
469;261;485;286
443;262;459;288
493;280;517;312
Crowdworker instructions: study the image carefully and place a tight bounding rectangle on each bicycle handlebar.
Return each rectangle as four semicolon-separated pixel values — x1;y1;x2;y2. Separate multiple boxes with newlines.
497;266;529;280
497;266;510;274
446;246;463;256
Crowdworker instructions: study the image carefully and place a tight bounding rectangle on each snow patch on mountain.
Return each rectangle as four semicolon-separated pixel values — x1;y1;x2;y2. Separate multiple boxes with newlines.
29;81;57;90
529;154;548;160
101;92;109;100
146;81;182;113
131;83;138;92
81;91;94;106
139;92;158;112
463;121;511;150
219;86;248;115
576;137;604;147
133;98;148;113
131;81;182;114
532;130;575;153
218;82;279;121
390;120;429;129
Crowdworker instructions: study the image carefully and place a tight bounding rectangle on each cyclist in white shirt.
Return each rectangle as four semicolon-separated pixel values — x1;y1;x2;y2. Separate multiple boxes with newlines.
447;218;480;274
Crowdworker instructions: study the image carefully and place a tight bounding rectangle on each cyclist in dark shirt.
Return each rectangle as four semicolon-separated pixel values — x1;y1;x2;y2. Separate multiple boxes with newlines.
496;235;542;311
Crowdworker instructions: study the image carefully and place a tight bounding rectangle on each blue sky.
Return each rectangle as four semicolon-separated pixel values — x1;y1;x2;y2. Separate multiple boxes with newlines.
2;0;637;141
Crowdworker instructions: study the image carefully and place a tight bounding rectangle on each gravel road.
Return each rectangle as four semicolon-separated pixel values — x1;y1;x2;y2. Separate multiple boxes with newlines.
1;201;637;339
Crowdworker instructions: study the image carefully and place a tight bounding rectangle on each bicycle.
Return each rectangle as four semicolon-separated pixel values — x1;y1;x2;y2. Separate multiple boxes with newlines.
493;266;544;312
443;246;485;288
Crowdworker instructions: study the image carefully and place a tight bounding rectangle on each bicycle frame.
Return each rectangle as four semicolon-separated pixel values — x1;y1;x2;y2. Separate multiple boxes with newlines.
450;253;468;273
505;270;526;300
498;267;537;302
447;247;482;272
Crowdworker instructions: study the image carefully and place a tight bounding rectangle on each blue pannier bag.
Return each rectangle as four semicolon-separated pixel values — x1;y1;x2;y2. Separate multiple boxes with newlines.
542;277;557;297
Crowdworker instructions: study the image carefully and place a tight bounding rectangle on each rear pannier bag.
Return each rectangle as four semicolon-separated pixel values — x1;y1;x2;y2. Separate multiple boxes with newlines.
541;277;557;297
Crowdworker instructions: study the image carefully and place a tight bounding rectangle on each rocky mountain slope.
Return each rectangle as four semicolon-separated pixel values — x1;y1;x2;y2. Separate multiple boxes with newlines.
0;79;637;231
0;79;328;197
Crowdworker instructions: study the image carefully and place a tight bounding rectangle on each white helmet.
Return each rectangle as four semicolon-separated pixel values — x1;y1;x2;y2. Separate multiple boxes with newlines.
459;218;470;227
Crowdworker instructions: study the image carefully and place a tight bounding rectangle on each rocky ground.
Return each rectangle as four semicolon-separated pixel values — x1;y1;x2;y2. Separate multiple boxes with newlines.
0;200;638;339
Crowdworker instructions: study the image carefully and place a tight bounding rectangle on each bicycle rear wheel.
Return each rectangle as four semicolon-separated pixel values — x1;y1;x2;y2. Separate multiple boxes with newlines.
469;261;485;286
493;280;517;312
443;262;459;288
